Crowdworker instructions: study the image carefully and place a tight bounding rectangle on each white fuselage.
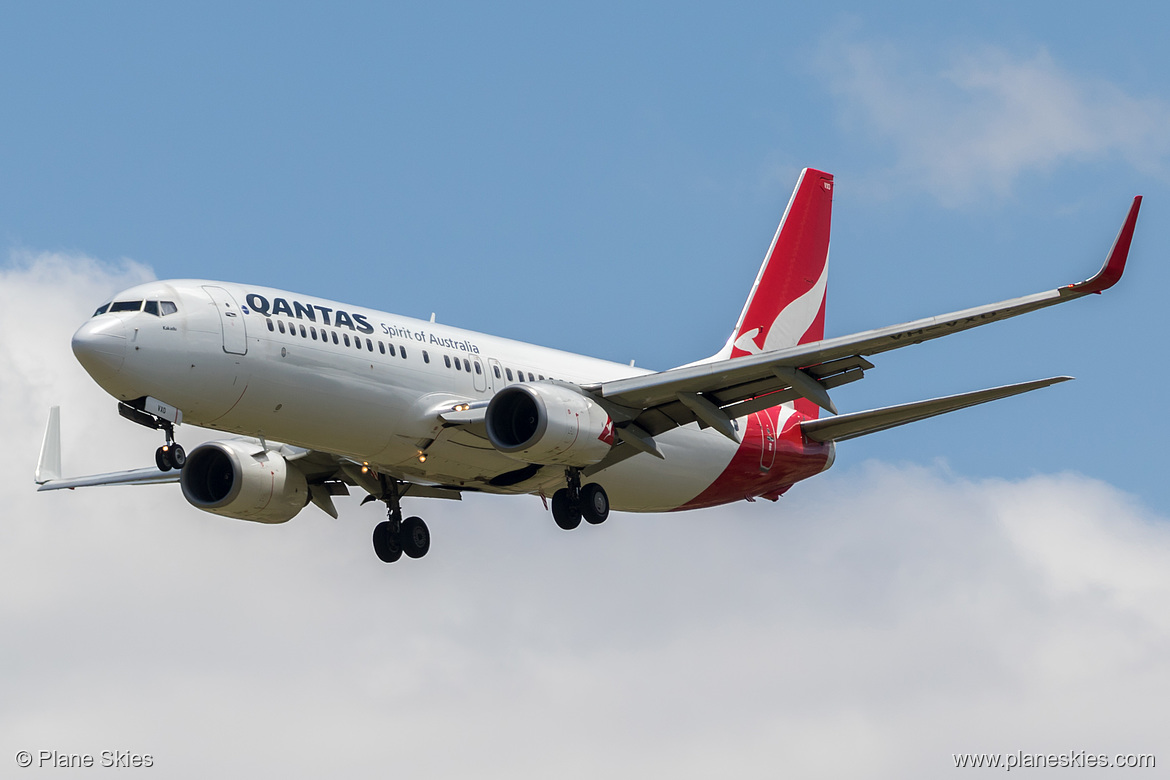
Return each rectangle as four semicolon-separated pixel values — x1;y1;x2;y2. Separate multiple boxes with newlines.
73;280;825;512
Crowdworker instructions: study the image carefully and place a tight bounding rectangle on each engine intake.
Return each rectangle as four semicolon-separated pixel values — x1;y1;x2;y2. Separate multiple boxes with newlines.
180;440;309;524
485;384;613;467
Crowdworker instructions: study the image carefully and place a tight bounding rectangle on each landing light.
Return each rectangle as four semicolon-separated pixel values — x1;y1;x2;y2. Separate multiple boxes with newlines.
452;403;470;412
417;453;428;463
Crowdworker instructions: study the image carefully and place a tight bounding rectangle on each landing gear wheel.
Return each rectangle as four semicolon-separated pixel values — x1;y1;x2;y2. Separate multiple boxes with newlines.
401;516;430;559
580;483;609;525
155;446;172;472
168;444;186;470
372;521;402;563
552;489;581;530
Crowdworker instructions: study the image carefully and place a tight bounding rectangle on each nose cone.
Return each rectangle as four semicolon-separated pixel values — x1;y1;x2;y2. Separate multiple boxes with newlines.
72;317;127;384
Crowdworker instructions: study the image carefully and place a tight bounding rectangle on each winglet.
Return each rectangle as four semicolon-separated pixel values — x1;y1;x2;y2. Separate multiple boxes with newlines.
36;407;62;484
1066;196;1142;295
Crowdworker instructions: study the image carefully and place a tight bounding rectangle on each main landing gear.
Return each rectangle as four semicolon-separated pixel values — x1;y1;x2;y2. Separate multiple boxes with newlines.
371;479;430;563
551;468;609;530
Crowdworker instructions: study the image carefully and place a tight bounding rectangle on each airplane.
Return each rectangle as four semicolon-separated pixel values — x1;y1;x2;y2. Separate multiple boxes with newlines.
35;169;1142;563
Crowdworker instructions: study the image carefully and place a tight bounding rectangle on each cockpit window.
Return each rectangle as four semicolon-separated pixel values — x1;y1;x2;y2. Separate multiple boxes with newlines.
109;300;143;313
137;300;180;317
93;303;110;317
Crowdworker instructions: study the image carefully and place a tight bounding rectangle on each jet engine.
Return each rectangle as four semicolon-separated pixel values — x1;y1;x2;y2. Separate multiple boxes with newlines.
180;440;309;524
485;384;613;467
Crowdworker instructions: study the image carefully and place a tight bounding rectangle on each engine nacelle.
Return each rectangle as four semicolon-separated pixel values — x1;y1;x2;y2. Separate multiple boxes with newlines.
485;384;614;467
180;440;309;524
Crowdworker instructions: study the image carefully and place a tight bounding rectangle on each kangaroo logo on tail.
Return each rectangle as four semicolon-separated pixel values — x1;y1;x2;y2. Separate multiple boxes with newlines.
714;169;834;417
731;262;829;355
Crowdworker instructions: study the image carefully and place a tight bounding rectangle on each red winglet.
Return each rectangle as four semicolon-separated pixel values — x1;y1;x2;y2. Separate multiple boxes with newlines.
1067;196;1142;294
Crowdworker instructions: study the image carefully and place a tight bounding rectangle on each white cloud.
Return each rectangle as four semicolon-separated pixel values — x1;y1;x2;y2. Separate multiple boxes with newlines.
819;36;1170;205
2;254;1169;777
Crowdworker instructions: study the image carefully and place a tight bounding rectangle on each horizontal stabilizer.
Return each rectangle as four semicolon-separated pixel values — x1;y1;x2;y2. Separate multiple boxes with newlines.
800;377;1072;443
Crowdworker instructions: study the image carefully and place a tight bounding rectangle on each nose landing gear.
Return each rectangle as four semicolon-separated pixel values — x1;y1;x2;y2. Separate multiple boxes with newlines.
154;426;186;472
117;399;186;472
551;468;609;530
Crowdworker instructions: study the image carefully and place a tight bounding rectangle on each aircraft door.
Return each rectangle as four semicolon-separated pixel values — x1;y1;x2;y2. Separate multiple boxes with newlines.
486;358;504;392
202;285;248;355
756;409;777;472
472;357;488;392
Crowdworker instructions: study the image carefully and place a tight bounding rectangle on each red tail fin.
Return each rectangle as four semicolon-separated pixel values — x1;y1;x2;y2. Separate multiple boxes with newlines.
724;168;833;355
716;167;833;416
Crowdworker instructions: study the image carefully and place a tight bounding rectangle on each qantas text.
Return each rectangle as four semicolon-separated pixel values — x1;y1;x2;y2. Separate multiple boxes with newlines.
246;293;480;353
245;293;374;333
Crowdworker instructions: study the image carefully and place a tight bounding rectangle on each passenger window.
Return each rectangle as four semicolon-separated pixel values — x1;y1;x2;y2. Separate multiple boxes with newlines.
517;371;524;382
343;333;350;346
143;300;160;316
366;338;373;351
506;368;513;381
331;332;339;345
110;300;143;312
93;304;110;317
389;343;396;357
444;355;451;368
423;351;430;364
299;325;307;337
266;319;274;332
401;347;408;359
538;374;544;380
278;321;286;334
160;301;178;316
464;359;471;372
528;372;535;382
379;342;385;355
493;365;500;379
311;327;318;340
475;362;483;375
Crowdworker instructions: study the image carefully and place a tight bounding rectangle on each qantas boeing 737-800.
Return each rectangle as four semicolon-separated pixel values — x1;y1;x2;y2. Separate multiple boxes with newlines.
36;169;1142;563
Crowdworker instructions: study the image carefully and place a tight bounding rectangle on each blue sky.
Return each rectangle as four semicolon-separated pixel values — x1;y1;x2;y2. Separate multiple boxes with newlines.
3;4;1169;776
4;2;1165;507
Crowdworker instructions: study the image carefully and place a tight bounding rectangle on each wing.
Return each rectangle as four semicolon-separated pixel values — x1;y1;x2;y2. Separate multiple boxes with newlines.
585;197;1141;443
36;468;181;490
34;407;180;491
34;407;464;517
